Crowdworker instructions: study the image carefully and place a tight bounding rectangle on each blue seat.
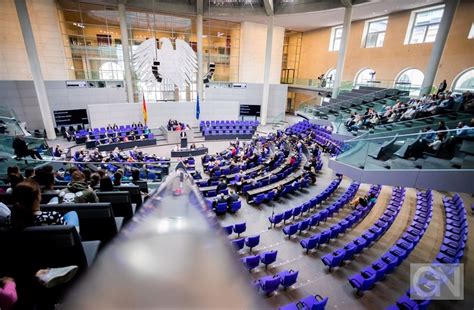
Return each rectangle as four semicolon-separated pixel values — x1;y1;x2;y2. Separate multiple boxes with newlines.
258;275;281;296
265;191;275;202
232;237;245;250
292;206;302;219
260;250;278;269
321;249;345;271
298;219;311;234
343;243;356;261
253;193;266;204
318;230;331;247
348;272;376;295
278;269;299;290
283;224;299;239
233;222;246;237
229;200;241;213
299;295;329;310
245;235;260;252
215;202;228;215
283;210;293;224
268;213;284;228
300;235;319;253
223;225;233;235
242;255;260;272
309;214;321;227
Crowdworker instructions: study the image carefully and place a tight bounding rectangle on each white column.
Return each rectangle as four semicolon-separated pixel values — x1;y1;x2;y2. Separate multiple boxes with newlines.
420;0;459;96
331;4;352;99
261;16;274;125
196;14;203;100
118;2;135;103
14;0;56;139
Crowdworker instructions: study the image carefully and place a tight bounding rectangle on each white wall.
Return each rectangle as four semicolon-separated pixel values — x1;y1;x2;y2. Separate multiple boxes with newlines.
0;0;68;80
88;100;240;129
205;83;288;122
239;22;285;84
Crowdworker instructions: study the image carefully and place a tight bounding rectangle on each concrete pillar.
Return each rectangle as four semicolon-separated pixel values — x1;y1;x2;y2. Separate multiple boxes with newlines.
420;0;459;96
331;4;352;99
118;2;135;103
196;14;203;100
14;0;56;139
261;16;274;125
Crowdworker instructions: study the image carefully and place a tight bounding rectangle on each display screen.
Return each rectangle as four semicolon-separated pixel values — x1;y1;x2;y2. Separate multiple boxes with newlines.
54;109;89;126
239;104;261;116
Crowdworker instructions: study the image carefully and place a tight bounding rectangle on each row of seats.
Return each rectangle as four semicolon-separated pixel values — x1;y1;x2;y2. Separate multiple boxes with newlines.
300;184;382;253
322;187;406;271
283;182;359;239
389;193;468;309
223;222;247;237
202;156;267;176
233;235;260;253
268;178;342;228
280;295;328;310
349;189;433;295
241;250;278;272
212;200;242;214
200;120;259;127
253;270;299;296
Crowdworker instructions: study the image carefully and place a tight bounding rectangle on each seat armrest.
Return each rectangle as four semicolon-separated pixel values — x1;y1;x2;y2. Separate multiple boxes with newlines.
82;240;101;266
115;217;124;231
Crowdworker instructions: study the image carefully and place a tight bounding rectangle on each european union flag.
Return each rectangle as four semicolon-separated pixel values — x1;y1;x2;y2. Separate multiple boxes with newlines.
196;94;200;120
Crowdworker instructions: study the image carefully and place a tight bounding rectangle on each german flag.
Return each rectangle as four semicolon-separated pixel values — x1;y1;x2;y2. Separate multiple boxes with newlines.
142;94;148;125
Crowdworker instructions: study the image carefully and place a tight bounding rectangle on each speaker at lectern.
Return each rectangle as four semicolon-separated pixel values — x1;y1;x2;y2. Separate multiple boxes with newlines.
180;131;187;148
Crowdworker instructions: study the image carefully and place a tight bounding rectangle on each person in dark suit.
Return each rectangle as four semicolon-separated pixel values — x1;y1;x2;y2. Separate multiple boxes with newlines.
216;179;227;193
180;131;187;138
226;190;239;205
12;136;43;160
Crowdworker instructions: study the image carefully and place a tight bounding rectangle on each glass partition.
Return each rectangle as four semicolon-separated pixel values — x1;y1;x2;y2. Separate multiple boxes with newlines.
335;127;474;171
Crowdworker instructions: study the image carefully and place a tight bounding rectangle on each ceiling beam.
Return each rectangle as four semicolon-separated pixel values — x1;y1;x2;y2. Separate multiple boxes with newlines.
263;0;274;16
196;0;203;15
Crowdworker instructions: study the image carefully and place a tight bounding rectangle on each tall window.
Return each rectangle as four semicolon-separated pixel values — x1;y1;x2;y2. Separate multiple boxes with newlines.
364;18;388;48
329;26;343;51
452;68;474;93
408;7;444;44
354;68;376;87
395;68;424;96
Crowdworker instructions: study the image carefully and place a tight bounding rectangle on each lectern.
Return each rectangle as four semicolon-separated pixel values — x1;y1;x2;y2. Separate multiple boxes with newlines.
180;131;187;148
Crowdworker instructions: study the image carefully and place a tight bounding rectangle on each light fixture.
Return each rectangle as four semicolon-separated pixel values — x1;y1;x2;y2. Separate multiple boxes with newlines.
73;22;85;29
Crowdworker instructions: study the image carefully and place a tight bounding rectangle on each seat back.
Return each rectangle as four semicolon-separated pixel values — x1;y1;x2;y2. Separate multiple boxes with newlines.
116;185;143;208
41;203;117;243
97;191;133;221
17;226;89;276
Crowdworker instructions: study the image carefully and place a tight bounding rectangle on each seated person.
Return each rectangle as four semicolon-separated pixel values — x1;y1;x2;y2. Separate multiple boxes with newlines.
216;179;227;193
226;190;239;206
11;180;68;229
213;193;226;209
53;144;63;158
99;176;114;192
58;171;99;204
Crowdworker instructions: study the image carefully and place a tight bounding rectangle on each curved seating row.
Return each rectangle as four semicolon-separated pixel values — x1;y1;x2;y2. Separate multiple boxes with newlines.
322;187;405;271
283;181;358;239
349;189;433;295
253;270;299;296
268;177;342;228
242;250;278;272
300;184;382;253
389;193;468;309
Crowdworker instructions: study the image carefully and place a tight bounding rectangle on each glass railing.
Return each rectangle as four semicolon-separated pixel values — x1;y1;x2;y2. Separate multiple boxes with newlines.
0;156;175;188
0;135;49;160
335;128;474;171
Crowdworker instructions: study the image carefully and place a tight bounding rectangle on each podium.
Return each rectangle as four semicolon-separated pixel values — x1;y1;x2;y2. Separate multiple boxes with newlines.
181;137;188;148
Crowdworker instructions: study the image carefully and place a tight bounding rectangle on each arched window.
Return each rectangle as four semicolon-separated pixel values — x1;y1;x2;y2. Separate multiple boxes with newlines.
99;61;124;80
354;68;376;86
325;68;336;87
452;68;474;93
395;68;424;96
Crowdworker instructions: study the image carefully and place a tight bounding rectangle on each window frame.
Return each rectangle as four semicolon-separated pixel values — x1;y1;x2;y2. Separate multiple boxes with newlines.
328;25;343;52
405;5;445;45
362;17;388;48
